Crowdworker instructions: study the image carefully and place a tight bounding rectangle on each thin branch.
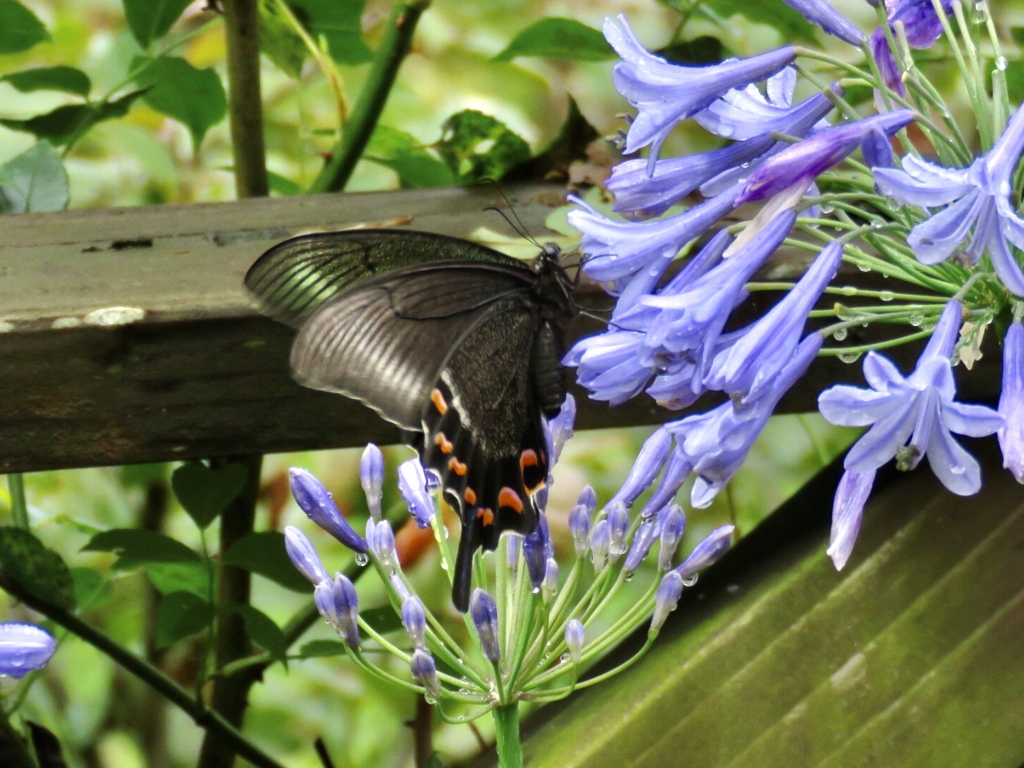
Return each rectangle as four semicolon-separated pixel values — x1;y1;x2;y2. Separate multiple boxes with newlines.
308;1;431;194
223;0;269;198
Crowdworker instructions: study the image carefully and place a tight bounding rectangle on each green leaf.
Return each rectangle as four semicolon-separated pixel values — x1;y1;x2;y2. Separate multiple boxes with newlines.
0;142;69;214
704;0;821;45
222;531;311;593
171;460;248;529
522;442;1024;767
84;529;202;567
259;0;308;78
297;639;348;658
1011;26;1024;48
123;0;192;48
231;604;287;660
156;591;213;647
367;125;454;188
133;56;227;150
0;527;75;609
436;110;531;184
0;88;149;145
287;0;372;65
70;567;113;612
493;18;614;62
2;66;91;96
1003;60;1024;105
0;0;50;54
267;170;302;195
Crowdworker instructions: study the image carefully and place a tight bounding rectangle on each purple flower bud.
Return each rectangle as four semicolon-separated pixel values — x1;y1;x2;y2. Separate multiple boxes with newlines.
401;596;427;650
651;571;684;633
590;519;611;573
569;502;592;559
623;517;659;574
998;321;1024;482
523;522;549;591
411;649;440;702
398;458;435;528
549;393;576;464
675;525;735;581
778;0;865;45
576;484;598;515
359;444;385;521
0;623;56;678
289;468;368;553
657;505;687;571
315;576;360;650
610;428;672;509
283;525;329;586
565;619;585;665
542;558;559;603
506;534;521;572
828;469;875;570
372;520;396;568
862;126;893;170
470;589;501;664
606;501;630;557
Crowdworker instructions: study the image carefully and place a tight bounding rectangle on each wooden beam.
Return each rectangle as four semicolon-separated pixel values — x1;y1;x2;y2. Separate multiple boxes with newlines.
0;184;1000;472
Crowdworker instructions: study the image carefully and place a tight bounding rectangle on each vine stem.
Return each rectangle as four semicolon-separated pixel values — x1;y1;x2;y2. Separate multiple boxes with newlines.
223;0;269;198
308;0;431;193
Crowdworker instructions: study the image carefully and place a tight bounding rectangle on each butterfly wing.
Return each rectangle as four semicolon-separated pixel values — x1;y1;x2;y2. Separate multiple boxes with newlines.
244;229;525;328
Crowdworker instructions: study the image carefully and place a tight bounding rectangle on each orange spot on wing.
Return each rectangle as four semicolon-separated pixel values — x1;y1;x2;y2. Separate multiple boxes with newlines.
476;507;494;526
464;487;477;505
430;388;448;415
520;449;540;470
448;457;467;476
434;433;453;454
499;487;524;514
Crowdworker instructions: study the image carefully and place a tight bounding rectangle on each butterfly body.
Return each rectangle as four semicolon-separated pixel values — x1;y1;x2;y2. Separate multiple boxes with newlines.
245;230;574;611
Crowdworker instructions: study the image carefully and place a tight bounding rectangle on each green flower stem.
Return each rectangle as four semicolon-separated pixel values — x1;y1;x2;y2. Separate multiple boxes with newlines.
308;0;431;194
222;0;268;198
492;703;523;768
6;473;28;529
818;328;934;356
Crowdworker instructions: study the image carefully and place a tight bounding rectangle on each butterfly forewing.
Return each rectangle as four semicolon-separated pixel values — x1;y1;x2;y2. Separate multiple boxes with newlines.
245;230;526;328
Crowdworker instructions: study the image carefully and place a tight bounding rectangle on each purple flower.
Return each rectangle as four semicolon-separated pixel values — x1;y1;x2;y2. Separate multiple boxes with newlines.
624;517;660;574
470;589;501;663
870;0;953;94
590;519;611;573
998;321;1024;481
670;333;824;508
675;525;736;580
397;458;435;528
704;239;844;405
569;498;592;558
371;520;396;567
359;444;384;521
827;469;876;569
569;189;739;284
548;393;576;464
410;649;440;702
604;14;795;171
736;110;914;205
565;619;585;664
315;574;360;650
651;571;683;632
284;525;329;585
657;505;686;571
780;0;865;45
523;516;551;589
874;106;1024;296
542;558;559;603
401;595;427;649
818;300;1002;495
289;468;369;553
610;429;672;508
0;623;56;678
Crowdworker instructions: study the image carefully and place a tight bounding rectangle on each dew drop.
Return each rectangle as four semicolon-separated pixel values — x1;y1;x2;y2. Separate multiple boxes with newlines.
355;553;369;567
909;313;924;327
838;351;863;364
440;560;449;571
950;464;967;476
886;198;902;212
682;575;698;587
879;291;894;302
833;328;848;341
996;55;1008;71
424;693;438;705
559;652;571;664
820;203;834;214
623;571;635;582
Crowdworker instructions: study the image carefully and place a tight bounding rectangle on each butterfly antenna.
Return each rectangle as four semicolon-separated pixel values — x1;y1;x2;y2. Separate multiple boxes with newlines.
482;179;543;249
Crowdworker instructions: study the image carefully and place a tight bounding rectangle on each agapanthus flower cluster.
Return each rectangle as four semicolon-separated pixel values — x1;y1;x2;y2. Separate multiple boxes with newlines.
568;4;1024;572
0;622;55;679
284;396;734;721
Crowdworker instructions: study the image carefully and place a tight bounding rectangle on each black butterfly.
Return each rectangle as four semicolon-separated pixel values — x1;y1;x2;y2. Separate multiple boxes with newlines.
245;229;575;611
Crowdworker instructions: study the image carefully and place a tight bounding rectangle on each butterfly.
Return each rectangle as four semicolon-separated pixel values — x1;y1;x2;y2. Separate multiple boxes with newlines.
245;229;576;611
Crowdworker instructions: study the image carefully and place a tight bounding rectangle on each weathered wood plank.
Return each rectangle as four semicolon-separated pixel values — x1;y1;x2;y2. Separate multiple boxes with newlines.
0;184;1000;472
